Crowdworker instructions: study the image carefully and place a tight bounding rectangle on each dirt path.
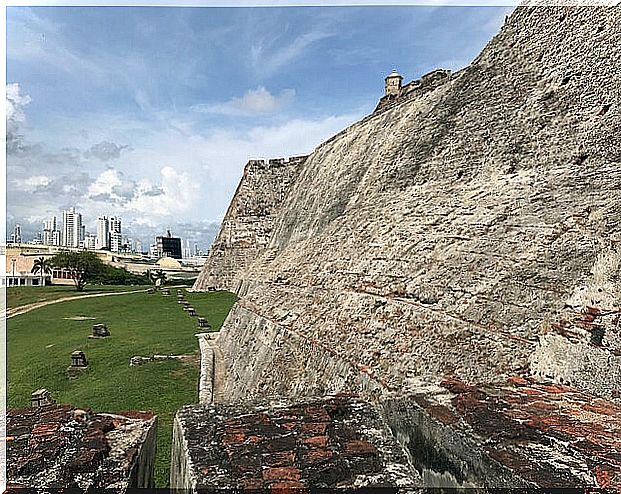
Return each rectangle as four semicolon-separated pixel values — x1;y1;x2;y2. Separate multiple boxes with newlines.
4;288;164;319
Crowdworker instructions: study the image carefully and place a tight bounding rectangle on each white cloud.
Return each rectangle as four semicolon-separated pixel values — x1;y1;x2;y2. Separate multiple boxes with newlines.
14;175;50;192
251;29;335;77
6;83;31;128
128;166;200;219
87;169;123;198
193;86;295;116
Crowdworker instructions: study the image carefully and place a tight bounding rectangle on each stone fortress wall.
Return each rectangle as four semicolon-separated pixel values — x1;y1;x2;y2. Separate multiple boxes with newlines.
185;5;621;490
204;6;620;403
192;155;307;294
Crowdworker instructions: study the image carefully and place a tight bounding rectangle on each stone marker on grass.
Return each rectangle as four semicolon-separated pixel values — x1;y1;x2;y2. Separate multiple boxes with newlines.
31;388;55;408
67;350;88;378
197;317;211;329
89;323;110;338
71;350;88;368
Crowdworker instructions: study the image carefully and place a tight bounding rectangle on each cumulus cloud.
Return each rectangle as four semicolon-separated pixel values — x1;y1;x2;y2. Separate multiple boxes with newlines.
86;140;130;161
192;86;295;116
88;169;123;198
87;168;139;204
128;166;200;220
6;83;32;154
7;76;361;248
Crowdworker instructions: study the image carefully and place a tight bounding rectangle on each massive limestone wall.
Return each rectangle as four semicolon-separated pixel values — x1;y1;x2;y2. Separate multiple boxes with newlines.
192;155;307;293
212;6;620;403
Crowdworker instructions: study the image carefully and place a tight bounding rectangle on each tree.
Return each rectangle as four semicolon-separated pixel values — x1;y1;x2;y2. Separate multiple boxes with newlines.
31;257;52;286
50;251;104;291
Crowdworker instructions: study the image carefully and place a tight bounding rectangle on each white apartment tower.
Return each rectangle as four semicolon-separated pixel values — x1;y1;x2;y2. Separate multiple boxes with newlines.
43;216;58;246
109;217;122;253
10;224;22;243
62;208;82;248
96;216;110;250
85;233;97;250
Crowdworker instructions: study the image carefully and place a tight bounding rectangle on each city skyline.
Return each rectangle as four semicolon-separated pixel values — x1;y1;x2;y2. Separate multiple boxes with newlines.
7;5;513;249
8;206;201;257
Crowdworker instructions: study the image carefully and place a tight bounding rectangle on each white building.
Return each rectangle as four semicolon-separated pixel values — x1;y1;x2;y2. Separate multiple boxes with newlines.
62;207;83;248
96;216;110;250
85;233;97;250
43;216;59;246
109;217;122;253
10;224;22;243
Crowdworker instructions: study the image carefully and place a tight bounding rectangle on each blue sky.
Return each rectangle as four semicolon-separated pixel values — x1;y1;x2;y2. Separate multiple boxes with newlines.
6;5;513;249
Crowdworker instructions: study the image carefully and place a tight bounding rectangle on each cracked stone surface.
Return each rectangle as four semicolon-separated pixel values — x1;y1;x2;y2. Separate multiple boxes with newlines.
192;155;307;294
6;405;157;490
170;395;420;490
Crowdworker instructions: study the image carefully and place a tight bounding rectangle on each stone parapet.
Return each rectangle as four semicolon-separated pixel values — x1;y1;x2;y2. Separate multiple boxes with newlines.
170;395;420;491
7;405;157;490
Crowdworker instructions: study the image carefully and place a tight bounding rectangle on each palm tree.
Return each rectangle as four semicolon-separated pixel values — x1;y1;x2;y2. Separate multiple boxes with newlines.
31;257;52;286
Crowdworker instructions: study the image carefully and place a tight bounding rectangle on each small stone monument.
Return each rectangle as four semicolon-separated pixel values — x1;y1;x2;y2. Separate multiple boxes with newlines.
71;350;88;368
89;323;110;339
197;317;211;329
187;307;197;317
162;288;170;296
67;350;88;378
31;388;55;408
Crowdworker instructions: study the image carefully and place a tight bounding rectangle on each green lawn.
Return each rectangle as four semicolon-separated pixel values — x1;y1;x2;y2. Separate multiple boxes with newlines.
7;284;150;309
7;288;237;487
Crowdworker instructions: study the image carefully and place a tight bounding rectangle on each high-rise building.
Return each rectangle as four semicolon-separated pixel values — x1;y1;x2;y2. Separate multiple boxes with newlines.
52;230;61;246
10;224;22;243
155;230;182;259
85;233;97;250
43;216;58;246
135;240;143;255
96;217;110;250
62;207;82;248
109;217;122;253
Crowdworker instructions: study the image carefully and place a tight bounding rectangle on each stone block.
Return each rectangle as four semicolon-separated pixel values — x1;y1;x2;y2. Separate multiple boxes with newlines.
170;396;419;490
7;405;157;489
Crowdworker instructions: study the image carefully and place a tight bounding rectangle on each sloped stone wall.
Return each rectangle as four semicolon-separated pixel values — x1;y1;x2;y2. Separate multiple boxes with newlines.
192;156;307;293
213;6;620;401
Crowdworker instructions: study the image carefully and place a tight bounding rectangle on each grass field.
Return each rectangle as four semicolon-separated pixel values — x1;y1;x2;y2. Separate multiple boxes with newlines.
7;284;149;309
7;287;237;486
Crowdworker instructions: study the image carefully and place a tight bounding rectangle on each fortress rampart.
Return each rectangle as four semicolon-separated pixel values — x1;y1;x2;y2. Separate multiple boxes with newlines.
186;6;621;489
192;155;307;293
